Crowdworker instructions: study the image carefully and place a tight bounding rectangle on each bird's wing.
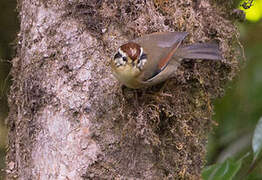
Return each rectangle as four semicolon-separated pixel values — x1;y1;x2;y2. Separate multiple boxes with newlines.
132;32;188;81
142;59;180;87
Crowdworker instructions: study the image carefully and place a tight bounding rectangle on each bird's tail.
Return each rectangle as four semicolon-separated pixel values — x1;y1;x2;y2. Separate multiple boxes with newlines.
176;42;222;60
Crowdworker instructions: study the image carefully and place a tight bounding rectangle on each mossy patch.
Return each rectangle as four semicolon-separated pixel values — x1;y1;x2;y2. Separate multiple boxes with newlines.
65;0;243;179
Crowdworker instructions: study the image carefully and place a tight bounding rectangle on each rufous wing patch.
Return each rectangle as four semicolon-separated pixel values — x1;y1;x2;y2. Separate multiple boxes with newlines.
157;40;183;70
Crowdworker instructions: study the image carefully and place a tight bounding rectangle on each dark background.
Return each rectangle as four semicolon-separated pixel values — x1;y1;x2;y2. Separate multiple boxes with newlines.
0;0;261;179
0;0;18;178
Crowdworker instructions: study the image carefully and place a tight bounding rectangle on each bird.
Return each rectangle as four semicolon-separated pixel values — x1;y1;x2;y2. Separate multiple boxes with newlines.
110;32;222;89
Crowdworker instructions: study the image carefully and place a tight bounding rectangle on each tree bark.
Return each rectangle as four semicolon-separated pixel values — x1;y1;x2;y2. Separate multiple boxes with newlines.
6;0;242;179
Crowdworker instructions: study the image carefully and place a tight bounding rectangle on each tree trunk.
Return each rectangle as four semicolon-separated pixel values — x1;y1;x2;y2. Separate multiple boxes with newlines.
6;0;242;179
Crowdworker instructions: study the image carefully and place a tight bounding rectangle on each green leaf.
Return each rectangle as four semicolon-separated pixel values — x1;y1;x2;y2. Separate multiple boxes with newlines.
202;158;242;180
252;116;262;162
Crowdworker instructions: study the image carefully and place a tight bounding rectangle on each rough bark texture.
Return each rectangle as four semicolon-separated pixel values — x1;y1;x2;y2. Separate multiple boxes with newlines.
6;0;242;179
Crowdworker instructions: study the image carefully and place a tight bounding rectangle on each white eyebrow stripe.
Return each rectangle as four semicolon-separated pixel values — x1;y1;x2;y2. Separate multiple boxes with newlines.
139;47;143;57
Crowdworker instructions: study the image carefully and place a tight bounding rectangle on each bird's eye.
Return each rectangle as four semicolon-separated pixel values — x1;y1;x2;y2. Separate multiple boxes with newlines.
137;53;147;70
122;56;127;62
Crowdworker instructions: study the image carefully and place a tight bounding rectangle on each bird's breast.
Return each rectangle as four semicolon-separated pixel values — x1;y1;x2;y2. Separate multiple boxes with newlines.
112;66;142;88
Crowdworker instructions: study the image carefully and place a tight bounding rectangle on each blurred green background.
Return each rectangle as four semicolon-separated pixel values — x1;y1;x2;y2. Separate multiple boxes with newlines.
0;0;262;179
0;0;18;179
207;1;262;179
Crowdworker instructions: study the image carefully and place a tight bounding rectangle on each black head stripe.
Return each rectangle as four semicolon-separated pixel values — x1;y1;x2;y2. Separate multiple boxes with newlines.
139;53;147;60
114;52;122;59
